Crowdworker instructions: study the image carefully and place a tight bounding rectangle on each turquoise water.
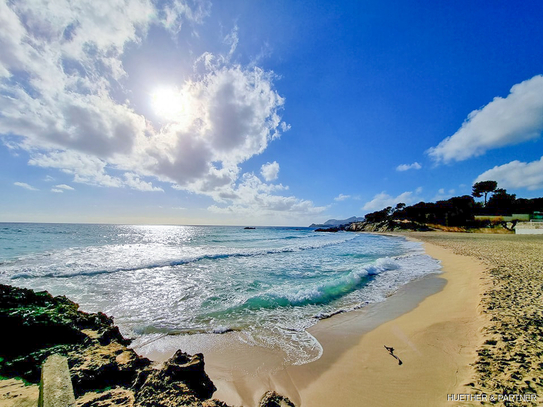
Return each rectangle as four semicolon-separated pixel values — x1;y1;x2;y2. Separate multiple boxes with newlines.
0;223;441;364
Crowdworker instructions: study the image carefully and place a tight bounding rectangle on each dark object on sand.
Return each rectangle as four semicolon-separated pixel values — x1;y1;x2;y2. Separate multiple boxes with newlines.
384;345;403;365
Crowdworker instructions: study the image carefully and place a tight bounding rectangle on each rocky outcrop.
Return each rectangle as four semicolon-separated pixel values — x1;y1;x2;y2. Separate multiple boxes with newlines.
0;284;297;407
0;285;138;386
0;284;224;406
0;284;129;359
314;227;342;232
259;391;296;407
314;219;432;233
346;219;432;232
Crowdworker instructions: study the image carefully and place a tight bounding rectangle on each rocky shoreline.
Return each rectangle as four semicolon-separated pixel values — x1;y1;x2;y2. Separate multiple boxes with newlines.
0;284;294;407
314;219;432;233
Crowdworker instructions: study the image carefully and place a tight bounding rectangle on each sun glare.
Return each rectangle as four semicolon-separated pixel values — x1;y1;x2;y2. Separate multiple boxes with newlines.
151;87;186;121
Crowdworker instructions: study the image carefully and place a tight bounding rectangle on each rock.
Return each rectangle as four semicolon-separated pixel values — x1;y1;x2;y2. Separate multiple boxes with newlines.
0;284;217;406
314;226;342;232
2;344;77;383
76;388;135;407
68;342;150;397
0;285;128;360
133;350;217;406
346;219;432;233
0;378;40;407
0;284;138;385
259;391;296;407
0;284;273;407
160;351;216;399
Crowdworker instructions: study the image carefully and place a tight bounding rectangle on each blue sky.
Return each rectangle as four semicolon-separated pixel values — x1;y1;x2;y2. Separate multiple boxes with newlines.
1;0;543;226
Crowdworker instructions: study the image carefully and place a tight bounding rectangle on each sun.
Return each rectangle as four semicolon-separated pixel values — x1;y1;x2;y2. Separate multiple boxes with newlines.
151;87;186;121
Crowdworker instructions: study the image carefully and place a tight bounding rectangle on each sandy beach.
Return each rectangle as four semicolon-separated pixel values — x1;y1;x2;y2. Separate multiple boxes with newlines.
409;233;543;406
275;235;487;407
139;232;499;406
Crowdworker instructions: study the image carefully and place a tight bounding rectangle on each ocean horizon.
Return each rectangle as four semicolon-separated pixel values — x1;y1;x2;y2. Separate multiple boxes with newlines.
0;222;441;365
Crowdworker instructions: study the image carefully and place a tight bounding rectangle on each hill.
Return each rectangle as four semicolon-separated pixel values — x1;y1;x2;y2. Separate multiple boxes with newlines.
309;216;364;228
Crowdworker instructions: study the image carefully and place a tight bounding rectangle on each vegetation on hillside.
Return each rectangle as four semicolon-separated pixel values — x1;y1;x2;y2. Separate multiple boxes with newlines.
363;181;543;228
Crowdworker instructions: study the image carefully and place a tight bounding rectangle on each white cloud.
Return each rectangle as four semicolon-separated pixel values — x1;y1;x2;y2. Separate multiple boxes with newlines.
0;1;307;216
14;182;38;191
334;193;351;201
475;156;543;191
428;75;543;163
362;191;421;212
260;161;280;181
123;173;164;192
51;188;63;193
160;0;210;34
396;162;422;172
55;184;74;191
207;173;327;223
28;151;124;188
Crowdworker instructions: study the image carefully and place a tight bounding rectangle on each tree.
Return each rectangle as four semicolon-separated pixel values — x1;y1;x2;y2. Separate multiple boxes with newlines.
486;188;516;215
365;207;392;223
472;180;498;206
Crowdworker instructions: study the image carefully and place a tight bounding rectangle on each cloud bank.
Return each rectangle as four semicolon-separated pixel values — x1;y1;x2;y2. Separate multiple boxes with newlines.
362;191;421;212
476;156;543;191
428;75;543;163
0;0;323;218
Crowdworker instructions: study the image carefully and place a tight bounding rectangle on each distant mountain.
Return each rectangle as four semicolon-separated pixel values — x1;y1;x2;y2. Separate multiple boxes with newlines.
309;216;364;228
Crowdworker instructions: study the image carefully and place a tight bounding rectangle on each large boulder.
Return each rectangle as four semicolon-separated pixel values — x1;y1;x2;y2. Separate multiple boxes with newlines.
259;391;296;407
133;350;218;406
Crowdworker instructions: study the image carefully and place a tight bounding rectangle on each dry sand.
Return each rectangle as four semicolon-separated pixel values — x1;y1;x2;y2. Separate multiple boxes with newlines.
0;379;38;407
409;232;543;407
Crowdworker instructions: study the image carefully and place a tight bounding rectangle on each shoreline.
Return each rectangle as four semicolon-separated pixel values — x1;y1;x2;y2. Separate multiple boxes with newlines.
5;232;543;406
137;234;487;406
284;237;486;407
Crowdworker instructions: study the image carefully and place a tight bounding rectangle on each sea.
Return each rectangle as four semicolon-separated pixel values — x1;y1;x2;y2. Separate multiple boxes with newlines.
0;223;441;365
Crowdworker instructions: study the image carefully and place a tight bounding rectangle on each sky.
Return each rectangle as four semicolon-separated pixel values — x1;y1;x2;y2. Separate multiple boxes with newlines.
1;0;543;226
